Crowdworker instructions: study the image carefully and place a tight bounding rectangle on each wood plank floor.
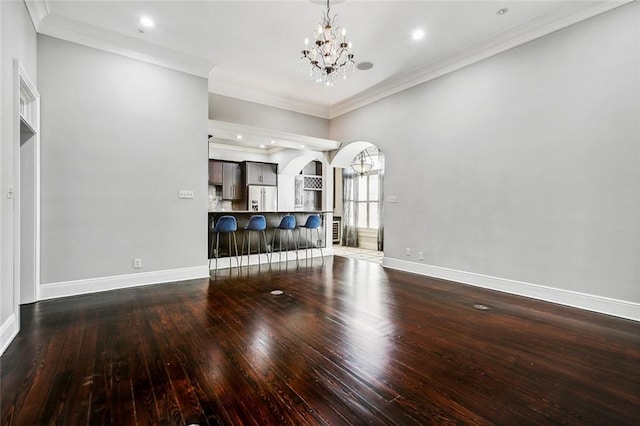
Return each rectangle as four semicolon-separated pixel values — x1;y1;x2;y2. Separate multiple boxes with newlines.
2;256;639;425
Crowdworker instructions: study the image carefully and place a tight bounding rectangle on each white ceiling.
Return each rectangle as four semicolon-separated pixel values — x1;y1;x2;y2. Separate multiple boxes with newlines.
207;120;342;154
27;0;629;119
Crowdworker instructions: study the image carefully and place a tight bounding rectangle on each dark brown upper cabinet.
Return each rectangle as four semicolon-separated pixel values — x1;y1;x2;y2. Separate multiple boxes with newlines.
222;162;243;200
208;160;223;185
244;162;277;186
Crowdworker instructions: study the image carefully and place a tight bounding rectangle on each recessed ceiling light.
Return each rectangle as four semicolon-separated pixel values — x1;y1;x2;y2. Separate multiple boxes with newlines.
236;134;243;140
300;144;305;148
259;144;266;148
412;29;425;41
270;140;276;144
138;16;154;28
497;8;509;15
357;62;374;71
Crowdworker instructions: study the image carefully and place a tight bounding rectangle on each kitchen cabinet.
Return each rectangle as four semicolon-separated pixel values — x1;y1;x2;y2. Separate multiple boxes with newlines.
222;162;243;200
208;160;223;185
245;162;277;186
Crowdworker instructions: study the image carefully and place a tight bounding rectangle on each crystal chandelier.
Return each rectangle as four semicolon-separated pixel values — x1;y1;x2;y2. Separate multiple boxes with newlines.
301;0;355;86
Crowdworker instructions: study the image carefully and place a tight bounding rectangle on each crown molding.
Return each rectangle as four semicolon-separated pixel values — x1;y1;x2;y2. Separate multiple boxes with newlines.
36;12;214;78
211;1;633;119
208;120;341;152
328;0;633;119
209;79;331;119
24;0;49;31
24;0;632;118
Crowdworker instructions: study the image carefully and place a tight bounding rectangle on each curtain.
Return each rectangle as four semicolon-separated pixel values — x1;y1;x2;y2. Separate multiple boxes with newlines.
342;167;359;247
377;151;385;252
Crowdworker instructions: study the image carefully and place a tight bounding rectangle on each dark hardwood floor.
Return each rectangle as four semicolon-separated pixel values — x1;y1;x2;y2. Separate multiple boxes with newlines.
1;256;639;425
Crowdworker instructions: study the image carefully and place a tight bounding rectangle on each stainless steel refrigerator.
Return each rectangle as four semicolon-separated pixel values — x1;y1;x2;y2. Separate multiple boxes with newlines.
247;185;278;212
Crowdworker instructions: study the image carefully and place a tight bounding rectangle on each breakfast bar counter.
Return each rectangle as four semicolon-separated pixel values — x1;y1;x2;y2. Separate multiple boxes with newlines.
208;211;329;261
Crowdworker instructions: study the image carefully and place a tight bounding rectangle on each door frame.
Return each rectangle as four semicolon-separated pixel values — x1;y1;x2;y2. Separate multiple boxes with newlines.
13;59;41;311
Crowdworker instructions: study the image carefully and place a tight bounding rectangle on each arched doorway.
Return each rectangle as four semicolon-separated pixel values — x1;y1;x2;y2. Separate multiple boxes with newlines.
331;142;385;259
279;151;330;212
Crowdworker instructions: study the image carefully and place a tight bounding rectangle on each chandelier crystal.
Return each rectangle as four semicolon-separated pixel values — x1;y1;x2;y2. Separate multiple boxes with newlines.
301;0;355;86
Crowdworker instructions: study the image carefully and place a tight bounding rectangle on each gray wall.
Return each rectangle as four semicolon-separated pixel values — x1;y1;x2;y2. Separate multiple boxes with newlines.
38;35;208;284
331;3;639;303
209;93;330;139
1;0;37;327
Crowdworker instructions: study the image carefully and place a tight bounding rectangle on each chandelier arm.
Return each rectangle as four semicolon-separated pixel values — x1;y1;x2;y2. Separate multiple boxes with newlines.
301;0;354;85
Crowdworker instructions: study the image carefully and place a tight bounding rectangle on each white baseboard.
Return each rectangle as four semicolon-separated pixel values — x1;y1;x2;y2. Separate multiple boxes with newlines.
1;314;19;356
383;257;640;322
40;265;210;300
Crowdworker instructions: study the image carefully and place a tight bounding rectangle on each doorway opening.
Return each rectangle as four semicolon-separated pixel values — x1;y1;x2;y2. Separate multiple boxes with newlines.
20;120;36;303
330;142;385;263
15;60;40;306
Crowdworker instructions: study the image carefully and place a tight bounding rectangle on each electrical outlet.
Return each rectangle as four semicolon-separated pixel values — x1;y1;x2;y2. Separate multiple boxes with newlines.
179;190;194;199
406;248;411;256
133;258;142;269
7;185;14;199
418;252;424;261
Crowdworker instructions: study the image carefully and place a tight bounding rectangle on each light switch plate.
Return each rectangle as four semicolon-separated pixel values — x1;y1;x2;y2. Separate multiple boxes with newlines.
387;195;397;203
179;190;194;199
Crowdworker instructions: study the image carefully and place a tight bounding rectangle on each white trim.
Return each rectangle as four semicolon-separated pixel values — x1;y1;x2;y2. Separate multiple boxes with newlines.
209;0;633;118
0;314;19;356
208;80;331;119
208;120;341;153
37;13;214;78
383;257;640;322
23;0;49;31
23;1;631;118
0;0;4;353
15;60;41;306
39;266;210;300
12;60;41;347
329;0;633;119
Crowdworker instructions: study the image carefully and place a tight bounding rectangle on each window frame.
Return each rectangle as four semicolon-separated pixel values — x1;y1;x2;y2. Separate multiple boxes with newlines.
352;171;380;229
